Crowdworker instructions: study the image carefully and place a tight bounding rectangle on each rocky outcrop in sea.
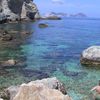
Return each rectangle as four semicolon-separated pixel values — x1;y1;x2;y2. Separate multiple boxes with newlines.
0;77;72;100
81;46;100;66
0;0;40;23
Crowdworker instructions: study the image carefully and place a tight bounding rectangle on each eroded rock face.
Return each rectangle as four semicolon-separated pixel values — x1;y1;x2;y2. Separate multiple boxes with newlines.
81;46;100;66
0;0;40;22
1;77;71;100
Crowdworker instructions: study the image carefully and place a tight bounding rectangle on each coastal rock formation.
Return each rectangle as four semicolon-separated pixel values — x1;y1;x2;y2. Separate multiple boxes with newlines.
81;46;100;66
0;77;71;100
0;0;40;23
13;84;70;100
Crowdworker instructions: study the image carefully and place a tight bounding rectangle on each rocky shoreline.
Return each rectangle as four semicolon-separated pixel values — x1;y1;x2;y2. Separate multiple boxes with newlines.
0;1;100;100
0;77;72;100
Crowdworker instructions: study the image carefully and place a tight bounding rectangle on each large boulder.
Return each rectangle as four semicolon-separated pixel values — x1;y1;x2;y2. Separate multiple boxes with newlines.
13;83;70;100
0;0;40;23
0;77;71;100
81;46;100;66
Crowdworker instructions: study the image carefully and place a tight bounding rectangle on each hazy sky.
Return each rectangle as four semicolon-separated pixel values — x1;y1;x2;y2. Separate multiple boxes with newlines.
34;0;100;18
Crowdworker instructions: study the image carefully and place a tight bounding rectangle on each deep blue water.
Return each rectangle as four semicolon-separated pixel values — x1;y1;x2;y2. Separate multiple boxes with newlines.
0;18;100;100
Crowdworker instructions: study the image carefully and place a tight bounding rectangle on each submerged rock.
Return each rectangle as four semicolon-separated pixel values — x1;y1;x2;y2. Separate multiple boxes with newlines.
81;46;100;66
21;69;49;79
0;59;16;67
20;31;32;35
0;30;13;41
39;23;48;28
1;34;13;41
1;77;71;100
0;30;8;35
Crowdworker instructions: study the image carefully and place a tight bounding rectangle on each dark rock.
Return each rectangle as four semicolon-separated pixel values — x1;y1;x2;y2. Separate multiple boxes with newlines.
38;23;48;28
0;13;7;24
20;31;33;35
20;69;49;79
1;34;13;41
62;69;87;79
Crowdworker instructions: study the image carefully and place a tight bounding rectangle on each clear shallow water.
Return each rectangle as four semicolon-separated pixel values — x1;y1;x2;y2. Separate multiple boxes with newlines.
0;19;100;100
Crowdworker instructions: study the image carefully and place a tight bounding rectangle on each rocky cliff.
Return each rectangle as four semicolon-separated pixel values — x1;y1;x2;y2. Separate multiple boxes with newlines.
0;0;40;23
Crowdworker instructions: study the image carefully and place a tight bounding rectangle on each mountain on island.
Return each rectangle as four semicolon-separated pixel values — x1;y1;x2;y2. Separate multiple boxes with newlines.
69;13;87;18
43;12;87;19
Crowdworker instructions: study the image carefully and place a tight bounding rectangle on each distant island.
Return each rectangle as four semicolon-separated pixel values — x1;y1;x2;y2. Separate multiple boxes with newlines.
69;13;87;18
42;12;87;19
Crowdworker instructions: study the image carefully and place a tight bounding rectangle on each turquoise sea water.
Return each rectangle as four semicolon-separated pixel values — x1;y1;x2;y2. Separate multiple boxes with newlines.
0;18;100;100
